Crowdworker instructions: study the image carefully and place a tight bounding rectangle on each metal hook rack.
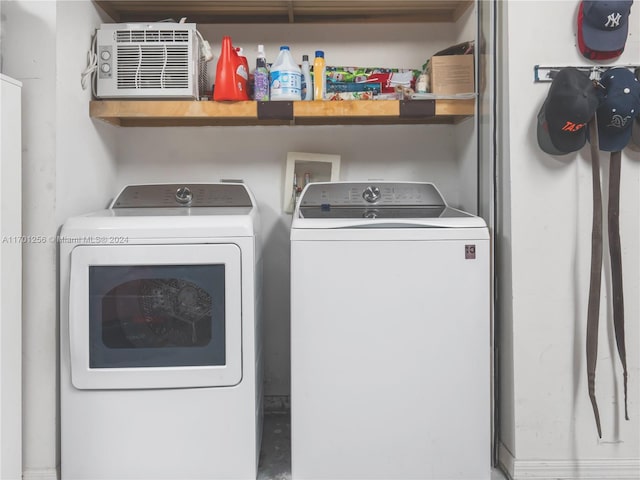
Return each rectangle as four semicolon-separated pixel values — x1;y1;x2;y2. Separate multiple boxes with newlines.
534;64;640;83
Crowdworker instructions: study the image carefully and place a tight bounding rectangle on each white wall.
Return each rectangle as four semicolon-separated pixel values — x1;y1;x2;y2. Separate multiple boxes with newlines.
1;2;59;477
1;1;118;478
55;1;117;223
0;73;23;480
498;1;640;478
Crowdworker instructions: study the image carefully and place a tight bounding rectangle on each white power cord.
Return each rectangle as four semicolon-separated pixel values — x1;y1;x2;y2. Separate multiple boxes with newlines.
179;15;213;61
81;31;98;96
196;29;213;61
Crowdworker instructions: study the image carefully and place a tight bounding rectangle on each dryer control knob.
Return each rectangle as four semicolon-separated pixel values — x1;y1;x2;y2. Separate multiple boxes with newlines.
362;185;381;203
175;186;193;205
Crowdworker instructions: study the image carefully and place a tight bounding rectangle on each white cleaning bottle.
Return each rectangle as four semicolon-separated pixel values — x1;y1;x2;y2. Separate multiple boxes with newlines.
270;46;302;101
301;54;313;101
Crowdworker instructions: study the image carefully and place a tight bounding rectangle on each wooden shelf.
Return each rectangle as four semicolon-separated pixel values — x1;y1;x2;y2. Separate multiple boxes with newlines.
90;1;476;127
94;1;474;24
89;99;475;127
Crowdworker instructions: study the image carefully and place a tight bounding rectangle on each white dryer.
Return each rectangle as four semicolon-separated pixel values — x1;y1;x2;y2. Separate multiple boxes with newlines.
60;183;263;480
290;181;491;480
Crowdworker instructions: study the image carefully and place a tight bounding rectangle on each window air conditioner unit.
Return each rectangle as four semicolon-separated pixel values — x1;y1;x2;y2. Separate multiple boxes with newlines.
96;23;201;99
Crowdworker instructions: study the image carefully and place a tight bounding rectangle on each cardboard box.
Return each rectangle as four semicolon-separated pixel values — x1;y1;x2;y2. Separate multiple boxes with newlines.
428;54;474;95
324;66;420;93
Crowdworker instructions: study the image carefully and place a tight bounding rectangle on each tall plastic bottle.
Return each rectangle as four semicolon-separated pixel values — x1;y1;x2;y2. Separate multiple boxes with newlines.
301;54;313;101
313;50;326;101
270;46;302;101
253;44;270;101
214;36;249;101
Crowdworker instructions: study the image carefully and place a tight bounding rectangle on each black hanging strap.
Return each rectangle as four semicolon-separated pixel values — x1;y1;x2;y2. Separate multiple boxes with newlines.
607;150;629;421
585;120;631;438
586;116;603;438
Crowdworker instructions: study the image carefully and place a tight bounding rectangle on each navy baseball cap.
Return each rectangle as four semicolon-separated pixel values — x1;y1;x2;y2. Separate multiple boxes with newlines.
578;2;625;59
580;1;633;52
596;68;640;151
537;68;599;155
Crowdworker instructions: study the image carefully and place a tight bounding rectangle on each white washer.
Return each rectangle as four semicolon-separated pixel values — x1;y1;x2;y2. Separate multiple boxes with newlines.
290;181;491;480
60;183;263;480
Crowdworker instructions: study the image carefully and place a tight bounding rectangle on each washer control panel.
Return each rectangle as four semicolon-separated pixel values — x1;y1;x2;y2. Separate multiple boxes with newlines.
300;182;445;208
111;183;253;208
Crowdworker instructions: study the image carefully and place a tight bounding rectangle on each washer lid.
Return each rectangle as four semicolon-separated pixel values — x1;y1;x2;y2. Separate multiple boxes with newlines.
292;181;486;229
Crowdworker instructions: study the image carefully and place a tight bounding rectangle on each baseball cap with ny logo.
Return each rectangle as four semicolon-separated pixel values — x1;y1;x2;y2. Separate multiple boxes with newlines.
580;0;633;55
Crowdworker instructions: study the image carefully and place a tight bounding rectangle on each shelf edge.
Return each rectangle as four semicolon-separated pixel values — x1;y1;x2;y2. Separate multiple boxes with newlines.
89;99;474;126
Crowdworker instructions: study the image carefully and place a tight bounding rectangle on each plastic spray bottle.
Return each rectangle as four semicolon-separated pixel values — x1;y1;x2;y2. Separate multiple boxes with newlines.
253;44;270;101
301;54;313;101
313;50;326;101
270;46;302;101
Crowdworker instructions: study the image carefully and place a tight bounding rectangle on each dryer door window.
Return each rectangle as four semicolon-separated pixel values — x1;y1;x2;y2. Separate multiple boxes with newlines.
89;264;225;369
69;244;243;390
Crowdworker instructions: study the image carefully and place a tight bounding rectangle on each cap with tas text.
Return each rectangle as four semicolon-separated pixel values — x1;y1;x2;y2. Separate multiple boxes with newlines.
595;67;640;152
537;68;599;155
579;0;633;58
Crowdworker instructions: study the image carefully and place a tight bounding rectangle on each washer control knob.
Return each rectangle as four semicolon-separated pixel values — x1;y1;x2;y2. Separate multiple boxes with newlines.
362;185;381;203
175;186;193;205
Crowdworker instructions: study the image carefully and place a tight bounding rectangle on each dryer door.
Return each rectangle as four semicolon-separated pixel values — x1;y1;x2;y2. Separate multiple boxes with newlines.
68;243;242;389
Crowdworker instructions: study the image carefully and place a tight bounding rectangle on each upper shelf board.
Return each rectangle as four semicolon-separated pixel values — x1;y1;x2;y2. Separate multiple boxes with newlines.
94;1;474;24
89;99;475;127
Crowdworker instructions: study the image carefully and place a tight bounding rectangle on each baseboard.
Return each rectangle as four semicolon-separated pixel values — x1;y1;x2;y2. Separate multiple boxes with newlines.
499;442;640;479
23;468;59;480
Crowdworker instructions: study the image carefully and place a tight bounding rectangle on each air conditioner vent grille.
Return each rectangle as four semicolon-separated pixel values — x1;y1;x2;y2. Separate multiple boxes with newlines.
116;29;190;43
116;45;189;89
